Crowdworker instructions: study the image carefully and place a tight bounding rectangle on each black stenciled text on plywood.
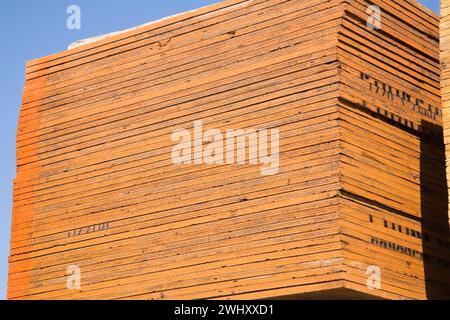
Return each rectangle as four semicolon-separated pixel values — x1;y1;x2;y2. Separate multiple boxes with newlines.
367;214;450;272
68;222;110;238
360;72;441;120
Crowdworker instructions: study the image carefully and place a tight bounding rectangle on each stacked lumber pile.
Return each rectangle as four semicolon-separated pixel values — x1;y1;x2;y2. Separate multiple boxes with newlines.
8;0;346;300
339;0;450;299
442;0;450;225
7;0;450;300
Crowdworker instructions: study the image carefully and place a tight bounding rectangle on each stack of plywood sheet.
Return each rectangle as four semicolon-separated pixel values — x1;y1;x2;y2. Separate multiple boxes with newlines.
339;0;450;299
7;0;450;300
442;0;450;225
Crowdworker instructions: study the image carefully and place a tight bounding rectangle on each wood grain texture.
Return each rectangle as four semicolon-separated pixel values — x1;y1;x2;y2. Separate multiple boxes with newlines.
442;0;450;224
7;0;450;300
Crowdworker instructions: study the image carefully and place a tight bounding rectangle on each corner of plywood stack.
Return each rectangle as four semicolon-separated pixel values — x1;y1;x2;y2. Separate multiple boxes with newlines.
7;0;450;300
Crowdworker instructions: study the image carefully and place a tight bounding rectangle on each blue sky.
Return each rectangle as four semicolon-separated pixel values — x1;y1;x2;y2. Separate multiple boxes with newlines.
0;0;440;300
